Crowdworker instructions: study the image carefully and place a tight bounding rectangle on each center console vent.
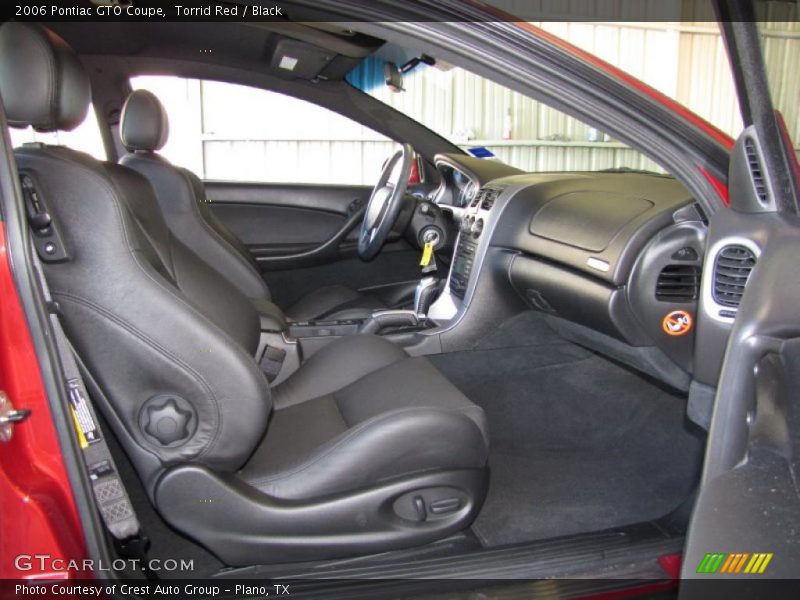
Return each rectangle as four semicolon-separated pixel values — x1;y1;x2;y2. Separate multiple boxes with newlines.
713;244;757;308
656;264;701;302
476;186;503;211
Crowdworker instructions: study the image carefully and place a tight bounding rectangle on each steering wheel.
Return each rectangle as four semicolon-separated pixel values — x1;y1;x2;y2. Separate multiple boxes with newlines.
358;143;414;260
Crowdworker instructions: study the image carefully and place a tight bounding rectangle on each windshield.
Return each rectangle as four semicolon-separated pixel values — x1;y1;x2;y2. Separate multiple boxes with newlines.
348;53;664;173
349;19;797;173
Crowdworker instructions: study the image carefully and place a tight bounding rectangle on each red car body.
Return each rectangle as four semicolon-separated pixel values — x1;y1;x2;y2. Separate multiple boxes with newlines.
0;226;85;579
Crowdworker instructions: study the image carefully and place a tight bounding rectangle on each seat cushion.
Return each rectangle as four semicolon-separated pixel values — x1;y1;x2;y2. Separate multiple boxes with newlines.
283;284;387;321
239;335;489;500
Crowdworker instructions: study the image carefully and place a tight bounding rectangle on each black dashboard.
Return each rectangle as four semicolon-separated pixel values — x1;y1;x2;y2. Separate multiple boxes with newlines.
436;164;479;208
431;153;708;389
432;154;523;208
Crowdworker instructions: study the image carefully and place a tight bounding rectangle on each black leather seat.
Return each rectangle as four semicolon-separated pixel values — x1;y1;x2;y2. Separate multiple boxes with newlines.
118;88;389;321
0;22;488;565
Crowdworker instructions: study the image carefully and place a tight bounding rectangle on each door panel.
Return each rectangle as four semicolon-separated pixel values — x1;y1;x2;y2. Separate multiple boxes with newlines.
682;207;800;586
206;181;371;215
206;180;370;248
681;3;800;591
204;180;422;295
211;204;348;246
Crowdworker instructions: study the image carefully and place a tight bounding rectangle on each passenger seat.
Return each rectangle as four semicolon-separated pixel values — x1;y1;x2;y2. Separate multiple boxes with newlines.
0;22;489;565
119;89;389;321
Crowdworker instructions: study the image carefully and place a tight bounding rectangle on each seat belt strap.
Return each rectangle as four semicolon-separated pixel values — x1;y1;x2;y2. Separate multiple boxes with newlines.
30;251;141;542
53;317;141;541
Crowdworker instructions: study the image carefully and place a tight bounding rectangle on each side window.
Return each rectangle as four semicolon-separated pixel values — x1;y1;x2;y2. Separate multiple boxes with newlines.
7;105;106;160
131;76;394;185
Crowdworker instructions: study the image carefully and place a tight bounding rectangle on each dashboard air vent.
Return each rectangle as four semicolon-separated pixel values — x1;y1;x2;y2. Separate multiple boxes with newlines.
713;245;757;308
479;187;502;210
656;264;701;302
743;137;768;204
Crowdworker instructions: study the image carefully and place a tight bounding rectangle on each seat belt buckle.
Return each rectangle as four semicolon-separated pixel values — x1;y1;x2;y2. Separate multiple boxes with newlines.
259;345;287;382
116;533;151;560
115;534;160;580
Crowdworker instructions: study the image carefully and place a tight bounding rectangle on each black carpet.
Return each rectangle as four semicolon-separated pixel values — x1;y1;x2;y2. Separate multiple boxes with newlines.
429;312;706;547
109;310;705;564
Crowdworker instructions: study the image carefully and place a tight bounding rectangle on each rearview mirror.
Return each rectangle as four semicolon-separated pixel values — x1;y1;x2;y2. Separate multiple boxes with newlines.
383;62;404;92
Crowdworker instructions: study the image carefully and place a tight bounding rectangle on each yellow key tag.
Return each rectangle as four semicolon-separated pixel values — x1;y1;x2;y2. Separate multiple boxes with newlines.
420;242;434;267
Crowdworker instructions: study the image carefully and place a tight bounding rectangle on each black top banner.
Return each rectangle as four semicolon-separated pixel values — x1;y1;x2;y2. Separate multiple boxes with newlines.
4;0;799;23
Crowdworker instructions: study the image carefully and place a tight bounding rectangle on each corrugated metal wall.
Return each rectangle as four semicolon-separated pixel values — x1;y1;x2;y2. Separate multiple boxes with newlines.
198;79;396;184
368;16;798;176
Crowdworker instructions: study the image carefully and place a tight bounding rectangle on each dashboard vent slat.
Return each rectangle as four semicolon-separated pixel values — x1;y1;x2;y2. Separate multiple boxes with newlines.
713;244;757;308
474;186;502;210
656;264;701;302
744;138;769;205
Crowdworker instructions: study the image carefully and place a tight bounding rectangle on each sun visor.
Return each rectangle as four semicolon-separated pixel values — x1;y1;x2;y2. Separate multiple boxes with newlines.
268;38;336;80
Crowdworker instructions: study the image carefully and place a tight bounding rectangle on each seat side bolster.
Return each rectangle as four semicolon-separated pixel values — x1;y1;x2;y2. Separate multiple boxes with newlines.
272;334;408;409
242;407;489;500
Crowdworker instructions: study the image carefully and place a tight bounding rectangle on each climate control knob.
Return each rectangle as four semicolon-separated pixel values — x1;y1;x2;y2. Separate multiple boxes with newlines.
472;218;484;239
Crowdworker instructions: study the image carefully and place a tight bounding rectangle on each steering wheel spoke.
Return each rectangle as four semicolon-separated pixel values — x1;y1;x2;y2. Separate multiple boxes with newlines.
357;144;414;261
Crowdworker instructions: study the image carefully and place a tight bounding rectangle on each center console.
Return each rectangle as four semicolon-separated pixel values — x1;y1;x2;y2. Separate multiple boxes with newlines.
256;182;510;383
450;186;504;298
450;238;477;298
287;318;363;338
255;295;438;385
429;183;508;321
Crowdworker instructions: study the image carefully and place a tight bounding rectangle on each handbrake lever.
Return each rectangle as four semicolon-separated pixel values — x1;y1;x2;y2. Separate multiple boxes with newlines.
359;310;419;335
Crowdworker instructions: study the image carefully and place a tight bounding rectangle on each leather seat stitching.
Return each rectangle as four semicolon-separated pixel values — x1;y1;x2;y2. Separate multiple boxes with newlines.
176;166;268;287
29;149;259;457
129;153;268;298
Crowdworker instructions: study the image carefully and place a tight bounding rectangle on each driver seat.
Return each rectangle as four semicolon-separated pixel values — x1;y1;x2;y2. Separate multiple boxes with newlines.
118;89;387;321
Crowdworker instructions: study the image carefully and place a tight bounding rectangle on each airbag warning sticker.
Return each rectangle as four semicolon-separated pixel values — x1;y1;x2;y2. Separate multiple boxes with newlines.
662;310;693;336
68;378;101;448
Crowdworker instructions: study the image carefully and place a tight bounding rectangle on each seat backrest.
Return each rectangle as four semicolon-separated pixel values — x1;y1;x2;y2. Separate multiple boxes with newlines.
119;89;272;301
0;23;270;494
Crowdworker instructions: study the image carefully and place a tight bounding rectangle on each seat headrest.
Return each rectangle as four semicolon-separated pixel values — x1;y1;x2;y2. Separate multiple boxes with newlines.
0;22;90;132
120;89;169;153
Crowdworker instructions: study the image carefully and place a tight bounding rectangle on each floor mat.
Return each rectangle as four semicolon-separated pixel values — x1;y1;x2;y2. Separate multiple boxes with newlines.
429;313;706;547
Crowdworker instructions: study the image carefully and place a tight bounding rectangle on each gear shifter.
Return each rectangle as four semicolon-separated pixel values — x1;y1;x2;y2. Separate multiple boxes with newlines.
359;277;440;335
414;276;440;317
